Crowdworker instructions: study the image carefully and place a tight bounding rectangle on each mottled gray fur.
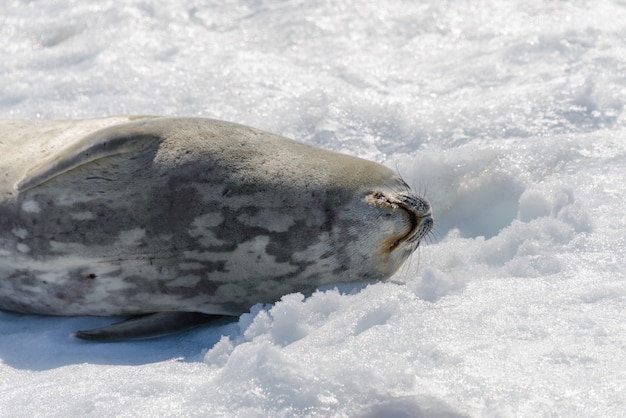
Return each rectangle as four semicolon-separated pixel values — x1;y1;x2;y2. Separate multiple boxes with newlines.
0;117;432;338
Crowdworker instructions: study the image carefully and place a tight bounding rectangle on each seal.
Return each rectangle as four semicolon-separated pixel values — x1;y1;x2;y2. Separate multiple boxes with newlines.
0;117;433;341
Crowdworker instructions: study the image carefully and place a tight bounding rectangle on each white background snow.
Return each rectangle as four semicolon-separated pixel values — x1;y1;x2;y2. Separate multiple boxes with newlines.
1;1;625;416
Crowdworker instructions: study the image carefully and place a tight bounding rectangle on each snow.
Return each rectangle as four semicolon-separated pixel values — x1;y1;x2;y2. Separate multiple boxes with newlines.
1;0;626;416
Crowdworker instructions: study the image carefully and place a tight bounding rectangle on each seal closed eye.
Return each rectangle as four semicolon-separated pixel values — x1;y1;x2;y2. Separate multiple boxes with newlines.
0;116;433;341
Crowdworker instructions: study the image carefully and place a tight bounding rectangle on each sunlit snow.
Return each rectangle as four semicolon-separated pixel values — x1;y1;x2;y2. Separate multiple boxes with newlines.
1;1;625;416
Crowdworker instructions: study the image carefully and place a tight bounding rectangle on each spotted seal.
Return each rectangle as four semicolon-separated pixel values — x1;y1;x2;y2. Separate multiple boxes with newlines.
0;117;433;341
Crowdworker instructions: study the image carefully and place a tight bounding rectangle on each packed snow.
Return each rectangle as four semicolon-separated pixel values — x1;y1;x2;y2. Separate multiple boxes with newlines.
1;0;626;416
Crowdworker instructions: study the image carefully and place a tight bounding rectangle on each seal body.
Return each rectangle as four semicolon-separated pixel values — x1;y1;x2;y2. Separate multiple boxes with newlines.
0;117;432;339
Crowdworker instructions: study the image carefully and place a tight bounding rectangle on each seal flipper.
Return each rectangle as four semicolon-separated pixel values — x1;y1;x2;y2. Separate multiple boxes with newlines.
17;119;160;192
71;312;224;342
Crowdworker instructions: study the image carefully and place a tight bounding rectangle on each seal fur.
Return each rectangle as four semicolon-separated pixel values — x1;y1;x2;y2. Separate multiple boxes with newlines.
0;117;433;341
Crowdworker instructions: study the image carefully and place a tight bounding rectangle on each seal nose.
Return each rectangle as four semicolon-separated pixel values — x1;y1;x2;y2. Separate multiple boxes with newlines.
368;191;433;251
365;190;433;251
398;193;433;245
414;212;433;243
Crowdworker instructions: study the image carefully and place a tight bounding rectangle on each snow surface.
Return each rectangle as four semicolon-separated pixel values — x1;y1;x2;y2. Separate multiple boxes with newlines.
1;0;626;416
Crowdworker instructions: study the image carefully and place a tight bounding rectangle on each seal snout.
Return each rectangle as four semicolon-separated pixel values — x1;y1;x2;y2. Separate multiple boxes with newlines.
397;192;433;247
366;191;433;252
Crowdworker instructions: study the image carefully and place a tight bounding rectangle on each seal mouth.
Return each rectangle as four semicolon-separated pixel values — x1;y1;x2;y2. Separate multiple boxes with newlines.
367;191;433;252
